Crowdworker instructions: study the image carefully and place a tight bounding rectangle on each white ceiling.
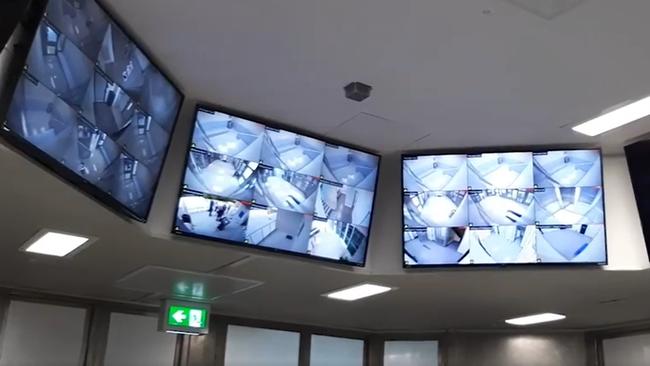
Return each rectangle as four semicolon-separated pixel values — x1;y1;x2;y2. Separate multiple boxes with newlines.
103;0;650;153
2;0;650;332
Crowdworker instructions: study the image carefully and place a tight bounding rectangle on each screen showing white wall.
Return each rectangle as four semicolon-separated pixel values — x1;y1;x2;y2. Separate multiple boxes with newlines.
402;149;606;266
173;107;380;266
224;325;299;366
384;340;439;366
603;333;650;366
310;335;364;366
103;312;177;366
0;301;87;366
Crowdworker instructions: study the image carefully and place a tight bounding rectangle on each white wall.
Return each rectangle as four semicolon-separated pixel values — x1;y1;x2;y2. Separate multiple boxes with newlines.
310;335;364;366
104;313;177;366
446;333;586;366
603;332;650;366
224;325;300;366
0;301;87;366
384;340;439;366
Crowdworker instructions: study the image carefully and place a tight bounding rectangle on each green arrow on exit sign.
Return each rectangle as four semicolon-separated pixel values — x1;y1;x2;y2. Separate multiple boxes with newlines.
167;305;208;328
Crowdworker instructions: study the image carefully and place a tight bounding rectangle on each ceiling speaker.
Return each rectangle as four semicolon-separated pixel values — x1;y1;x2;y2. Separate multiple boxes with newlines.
505;0;586;19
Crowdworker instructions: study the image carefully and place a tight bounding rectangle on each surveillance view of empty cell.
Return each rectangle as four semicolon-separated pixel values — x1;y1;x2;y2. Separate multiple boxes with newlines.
468;152;534;189
174;107;379;265
192;111;265;162
25;22;94;108
402;150;607;266
403;191;468;228
246;206;313;252
535;187;604;225
468;189;535;226
3;0;182;219
321;146;379;190
309;219;368;263
316;182;375;227
533;150;602;188
6;76;120;183
45;0;109;61
536;224;606;263
260;129;325;177
97;23;180;130
462;226;537;265
97;154;155;214
403;154;468;192
404;227;468;265
254;166;318;214
184;149;257;201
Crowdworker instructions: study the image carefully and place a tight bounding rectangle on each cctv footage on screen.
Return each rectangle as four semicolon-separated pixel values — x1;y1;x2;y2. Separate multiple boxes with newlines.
173;108;380;265
4;0;182;219
402;150;605;266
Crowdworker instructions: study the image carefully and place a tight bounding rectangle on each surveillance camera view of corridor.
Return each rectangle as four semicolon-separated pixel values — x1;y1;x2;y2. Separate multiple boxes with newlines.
402;150;606;266
174;108;380;265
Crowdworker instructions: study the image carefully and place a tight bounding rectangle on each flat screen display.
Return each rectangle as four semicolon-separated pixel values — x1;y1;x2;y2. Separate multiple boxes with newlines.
1;0;182;221
173;107;380;266
402;149;606;267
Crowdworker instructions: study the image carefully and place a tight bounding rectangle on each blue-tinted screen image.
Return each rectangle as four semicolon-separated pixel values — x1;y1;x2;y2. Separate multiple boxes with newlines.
253;166;319;214
468;189;536;226
403;227;467;265
174;107;380;266
402;149;606;266
184;149;258;201
322;146;379;190
534;187;604;225
403;154;467;192
315;181;375;227
467;152;534;189
533;150;602;188
3;0;182;220
403;190;468;228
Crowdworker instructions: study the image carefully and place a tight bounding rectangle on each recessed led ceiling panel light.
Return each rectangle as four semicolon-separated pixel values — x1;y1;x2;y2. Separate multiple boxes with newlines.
505;313;566;326
324;283;393;301
20;230;95;257
573;96;650;136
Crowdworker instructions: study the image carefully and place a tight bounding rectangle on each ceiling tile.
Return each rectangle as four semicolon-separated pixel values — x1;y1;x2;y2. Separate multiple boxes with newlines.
327;113;429;152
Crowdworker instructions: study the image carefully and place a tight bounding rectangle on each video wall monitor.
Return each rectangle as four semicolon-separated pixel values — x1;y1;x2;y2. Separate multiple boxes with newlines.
402;149;606;267
173;106;381;266
1;0;183;221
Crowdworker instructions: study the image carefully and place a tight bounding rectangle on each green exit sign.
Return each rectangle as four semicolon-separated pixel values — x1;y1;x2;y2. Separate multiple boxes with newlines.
159;300;210;335
168;305;208;328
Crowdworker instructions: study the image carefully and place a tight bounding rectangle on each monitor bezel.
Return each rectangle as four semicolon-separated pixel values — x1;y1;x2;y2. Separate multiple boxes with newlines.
401;146;608;269
171;103;382;268
0;0;185;222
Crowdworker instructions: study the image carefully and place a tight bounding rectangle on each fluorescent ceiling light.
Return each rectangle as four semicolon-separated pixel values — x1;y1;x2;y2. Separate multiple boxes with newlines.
573;96;650;136
21;230;93;257
505;313;566;326
325;283;392;301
